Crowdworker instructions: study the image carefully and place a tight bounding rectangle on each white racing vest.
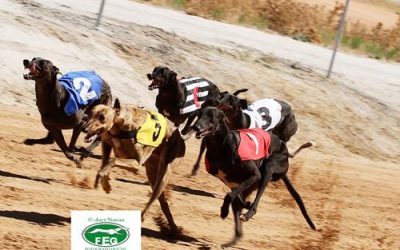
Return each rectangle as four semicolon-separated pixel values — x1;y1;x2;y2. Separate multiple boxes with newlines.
242;98;283;131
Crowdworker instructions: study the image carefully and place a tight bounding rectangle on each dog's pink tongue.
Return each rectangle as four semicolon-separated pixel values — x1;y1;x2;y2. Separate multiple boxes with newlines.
84;134;97;143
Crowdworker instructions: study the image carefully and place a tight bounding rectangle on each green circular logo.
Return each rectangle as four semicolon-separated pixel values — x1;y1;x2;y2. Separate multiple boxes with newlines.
82;222;130;247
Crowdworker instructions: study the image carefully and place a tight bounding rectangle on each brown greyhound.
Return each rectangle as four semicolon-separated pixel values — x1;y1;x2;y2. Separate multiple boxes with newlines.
84;99;185;233
23;57;112;166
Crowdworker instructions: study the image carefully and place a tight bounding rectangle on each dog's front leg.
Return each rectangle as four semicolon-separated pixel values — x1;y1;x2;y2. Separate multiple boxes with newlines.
241;160;273;221
69;124;84;152
94;142;114;193
190;138;205;176
50;128;81;166
220;164;261;219
181;113;196;135
221;198;244;248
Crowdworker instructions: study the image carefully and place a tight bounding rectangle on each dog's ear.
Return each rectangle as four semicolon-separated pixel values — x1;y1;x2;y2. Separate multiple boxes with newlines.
217;109;225;121
166;69;177;84
239;99;248;109
52;65;59;74
23;59;30;68
113;115;125;126
113;98;121;110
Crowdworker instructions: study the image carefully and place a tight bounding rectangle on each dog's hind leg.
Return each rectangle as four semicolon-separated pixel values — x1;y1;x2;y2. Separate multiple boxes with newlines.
191;139;206;176
282;175;316;230
142;158;172;222
24;131;54;145
158;192;179;233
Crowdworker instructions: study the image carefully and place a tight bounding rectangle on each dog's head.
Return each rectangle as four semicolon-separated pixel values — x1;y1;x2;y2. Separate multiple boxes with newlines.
23;57;59;81
147;65;177;90
216;89;248;118
192;106;225;139
84;99;120;142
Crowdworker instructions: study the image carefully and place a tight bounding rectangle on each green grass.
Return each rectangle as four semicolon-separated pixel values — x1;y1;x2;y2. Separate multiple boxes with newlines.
384;47;400;60
171;0;185;9
321;30;335;46
238;14;247;24
210;6;224;19
365;43;385;59
350;37;363;49
254;17;268;30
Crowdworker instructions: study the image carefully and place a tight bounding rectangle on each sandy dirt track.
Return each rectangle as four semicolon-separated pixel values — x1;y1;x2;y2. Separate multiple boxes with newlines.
0;0;400;249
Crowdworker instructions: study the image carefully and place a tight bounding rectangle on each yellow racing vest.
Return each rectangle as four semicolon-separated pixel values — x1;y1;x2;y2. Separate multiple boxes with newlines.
136;111;167;147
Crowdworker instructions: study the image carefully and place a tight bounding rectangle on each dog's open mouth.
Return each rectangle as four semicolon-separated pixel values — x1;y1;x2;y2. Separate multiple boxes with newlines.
84;134;98;143
195;128;213;139
84;132;100;143
23;63;41;80
148;80;161;90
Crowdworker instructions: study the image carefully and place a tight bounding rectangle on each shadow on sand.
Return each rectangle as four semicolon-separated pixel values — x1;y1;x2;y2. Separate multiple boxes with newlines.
0;170;54;184
51;148;102;160
142;227;211;249
115;178;216;198
0;210;70;226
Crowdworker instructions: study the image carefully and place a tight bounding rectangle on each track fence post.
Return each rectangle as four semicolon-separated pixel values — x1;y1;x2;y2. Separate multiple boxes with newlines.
327;0;351;78
95;0;107;28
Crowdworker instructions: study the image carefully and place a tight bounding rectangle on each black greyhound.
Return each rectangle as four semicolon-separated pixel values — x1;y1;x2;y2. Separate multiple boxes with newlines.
147;66;220;135
191;88;298;175
192;106;315;248
23;57;112;166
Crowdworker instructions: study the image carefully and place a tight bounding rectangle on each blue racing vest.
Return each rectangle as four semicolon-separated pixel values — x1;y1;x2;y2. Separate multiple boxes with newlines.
58;71;103;116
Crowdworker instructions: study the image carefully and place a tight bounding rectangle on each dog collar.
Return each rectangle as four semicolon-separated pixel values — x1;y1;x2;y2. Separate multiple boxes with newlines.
112;130;137;139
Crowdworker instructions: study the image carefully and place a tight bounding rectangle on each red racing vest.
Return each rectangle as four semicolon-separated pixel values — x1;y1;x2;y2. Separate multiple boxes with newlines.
205;128;271;174
237;128;271;161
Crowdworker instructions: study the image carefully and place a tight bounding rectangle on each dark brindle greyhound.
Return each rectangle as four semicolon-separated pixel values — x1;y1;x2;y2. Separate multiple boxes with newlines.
147;66;220;135
192;106;315;248
191;88;298;175
23;57;112;165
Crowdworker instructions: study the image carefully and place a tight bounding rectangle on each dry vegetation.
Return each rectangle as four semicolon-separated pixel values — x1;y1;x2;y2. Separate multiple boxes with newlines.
144;0;400;61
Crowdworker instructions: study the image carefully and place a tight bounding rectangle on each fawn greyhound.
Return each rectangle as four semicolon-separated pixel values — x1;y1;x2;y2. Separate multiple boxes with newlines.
84;99;185;234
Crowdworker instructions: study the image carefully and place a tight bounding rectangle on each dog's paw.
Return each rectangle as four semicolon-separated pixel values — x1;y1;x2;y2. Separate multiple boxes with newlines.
190;169;198;177
23;139;35;145
242;201;252;210
240;209;257;221
101;175;112;194
74;159;83;168
220;195;231;219
220;206;229;219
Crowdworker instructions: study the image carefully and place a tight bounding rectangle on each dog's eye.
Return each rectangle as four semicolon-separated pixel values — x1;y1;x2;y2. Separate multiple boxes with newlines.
99;114;105;122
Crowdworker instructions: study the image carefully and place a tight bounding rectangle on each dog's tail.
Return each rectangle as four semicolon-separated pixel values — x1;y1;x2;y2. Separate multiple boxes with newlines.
233;88;248;96
288;141;315;158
